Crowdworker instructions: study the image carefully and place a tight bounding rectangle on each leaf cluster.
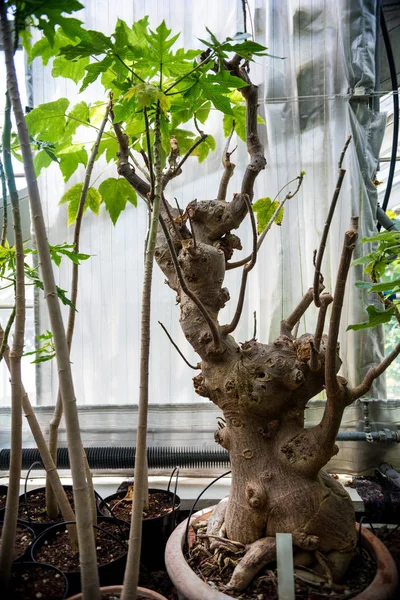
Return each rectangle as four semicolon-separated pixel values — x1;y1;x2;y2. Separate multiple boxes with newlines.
348;230;400;331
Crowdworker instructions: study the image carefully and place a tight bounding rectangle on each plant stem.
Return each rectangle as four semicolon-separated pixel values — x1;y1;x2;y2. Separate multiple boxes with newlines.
0;5;100;598
46;102;111;520
0;89;25;589
120;103;163;600
0;157;7;245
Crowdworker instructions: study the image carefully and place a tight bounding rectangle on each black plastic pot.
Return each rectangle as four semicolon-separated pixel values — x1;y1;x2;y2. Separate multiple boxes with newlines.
17;485;101;535
31;517;129;596
0;484;7;517
9;561;68;600
0;520;36;562
98;487;180;569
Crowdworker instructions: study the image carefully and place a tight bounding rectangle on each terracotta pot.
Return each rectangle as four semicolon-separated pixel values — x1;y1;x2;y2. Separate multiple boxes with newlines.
66;585;167;599
165;506;399;600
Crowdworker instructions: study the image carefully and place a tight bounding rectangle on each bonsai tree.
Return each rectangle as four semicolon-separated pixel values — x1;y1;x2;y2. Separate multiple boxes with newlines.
3;3;399;597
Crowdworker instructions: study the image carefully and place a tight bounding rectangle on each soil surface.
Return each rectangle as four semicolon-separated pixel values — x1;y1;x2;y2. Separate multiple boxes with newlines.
34;520;129;572
188;525;376;600
10;563;67;599
0;522;35;560
139;569;179;600
18;488;75;523
102;491;173;521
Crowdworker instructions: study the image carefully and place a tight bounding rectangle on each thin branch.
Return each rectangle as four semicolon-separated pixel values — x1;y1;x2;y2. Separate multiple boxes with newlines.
217;127;237;201
114;53;146;83
0;158;7;246
158;213;221;349
313;293;333;353
222;194;257;334
159;321;200;370
129;150;150;181
350;339;400;401
143;107;155;198
226;173;304;270
0;304;15;362
164;54;215;94
313;136;352;307
162;134;208;189
280;288;315;337
325;218;358;399
162;197;181;240
252;310;257;339
112;119;151;198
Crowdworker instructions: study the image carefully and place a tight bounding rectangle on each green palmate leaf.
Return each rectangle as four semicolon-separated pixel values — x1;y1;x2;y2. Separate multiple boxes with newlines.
195;101;212;124
99;178;137;225
144;21;180;65
80;56;114;92
113;97;138;123
34;149;55;177
52;55;90;84
252;197;284;234
60;29;112;60
65;101;90;138
56;286;77;310
351;255;376;267
59;183;102;225
97;137;120;163
347;304;396;331
58;146;88;181
26;98;70;143
49;243;91;266
193;135;216;163
361;231;400;244
355;278;400;293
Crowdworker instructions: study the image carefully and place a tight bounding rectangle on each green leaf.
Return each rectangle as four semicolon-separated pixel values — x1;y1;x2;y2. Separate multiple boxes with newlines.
198;76;234;115
252;197;284;234
98;178;137;225
97;137;119;163
355;278;400;293
58;146;88;181
144;21;180;65
56;286;77;310
52;55;90;84
193;135;216;163
65;101;90;138
347;304;396;331
59;183;102;225
26;98;70;143
34;149;54;177
80;56;114;92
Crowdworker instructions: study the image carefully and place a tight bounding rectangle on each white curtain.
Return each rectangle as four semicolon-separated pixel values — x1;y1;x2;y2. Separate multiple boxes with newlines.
26;0;385;409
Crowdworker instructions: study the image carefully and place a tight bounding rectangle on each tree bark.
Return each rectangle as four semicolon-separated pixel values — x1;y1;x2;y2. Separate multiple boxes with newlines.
0;90;25;589
0;4;100;598
120;104;163;600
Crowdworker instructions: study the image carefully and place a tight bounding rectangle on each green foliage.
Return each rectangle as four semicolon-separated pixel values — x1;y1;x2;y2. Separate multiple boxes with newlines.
347;304;396;331
48;243;91;267
23;330;56;363
349;230;400;331
59;184;102;225
52;55;90;84
98;178;137;225
252;197;284;234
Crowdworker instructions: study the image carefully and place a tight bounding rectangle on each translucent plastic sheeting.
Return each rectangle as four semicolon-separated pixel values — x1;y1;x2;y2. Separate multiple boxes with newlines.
12;0;387;419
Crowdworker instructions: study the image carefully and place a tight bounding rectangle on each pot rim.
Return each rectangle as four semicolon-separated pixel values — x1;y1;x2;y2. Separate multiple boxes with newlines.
66;584;167;599
97;488;181;523
11;560;69;599
31;516;128;572
165;505;399;600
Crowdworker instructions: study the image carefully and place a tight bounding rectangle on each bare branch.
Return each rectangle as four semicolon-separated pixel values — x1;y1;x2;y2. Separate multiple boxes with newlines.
308;340;320;372
314;293;333;353
143;107;155;198
159;321;200;370
226;174;304;270
325;219;358;399
217;122;236;201
0;304;15;362
280;288;315;337
112;118;151;198
163;134;208;189
222;195;257;334
350;340;400;401
158;213;221;349
313;136;352;307
129;150;150;181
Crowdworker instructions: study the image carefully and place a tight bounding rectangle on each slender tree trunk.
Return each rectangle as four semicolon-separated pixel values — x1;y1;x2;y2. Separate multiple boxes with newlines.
0;157;7;246
0;90;25;589
120;105;162;600
46;103;111;520
0;329;79;549
0;5;100;598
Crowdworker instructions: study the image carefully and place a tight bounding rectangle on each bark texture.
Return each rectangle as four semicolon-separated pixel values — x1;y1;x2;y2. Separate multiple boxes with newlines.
116;56;400;593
